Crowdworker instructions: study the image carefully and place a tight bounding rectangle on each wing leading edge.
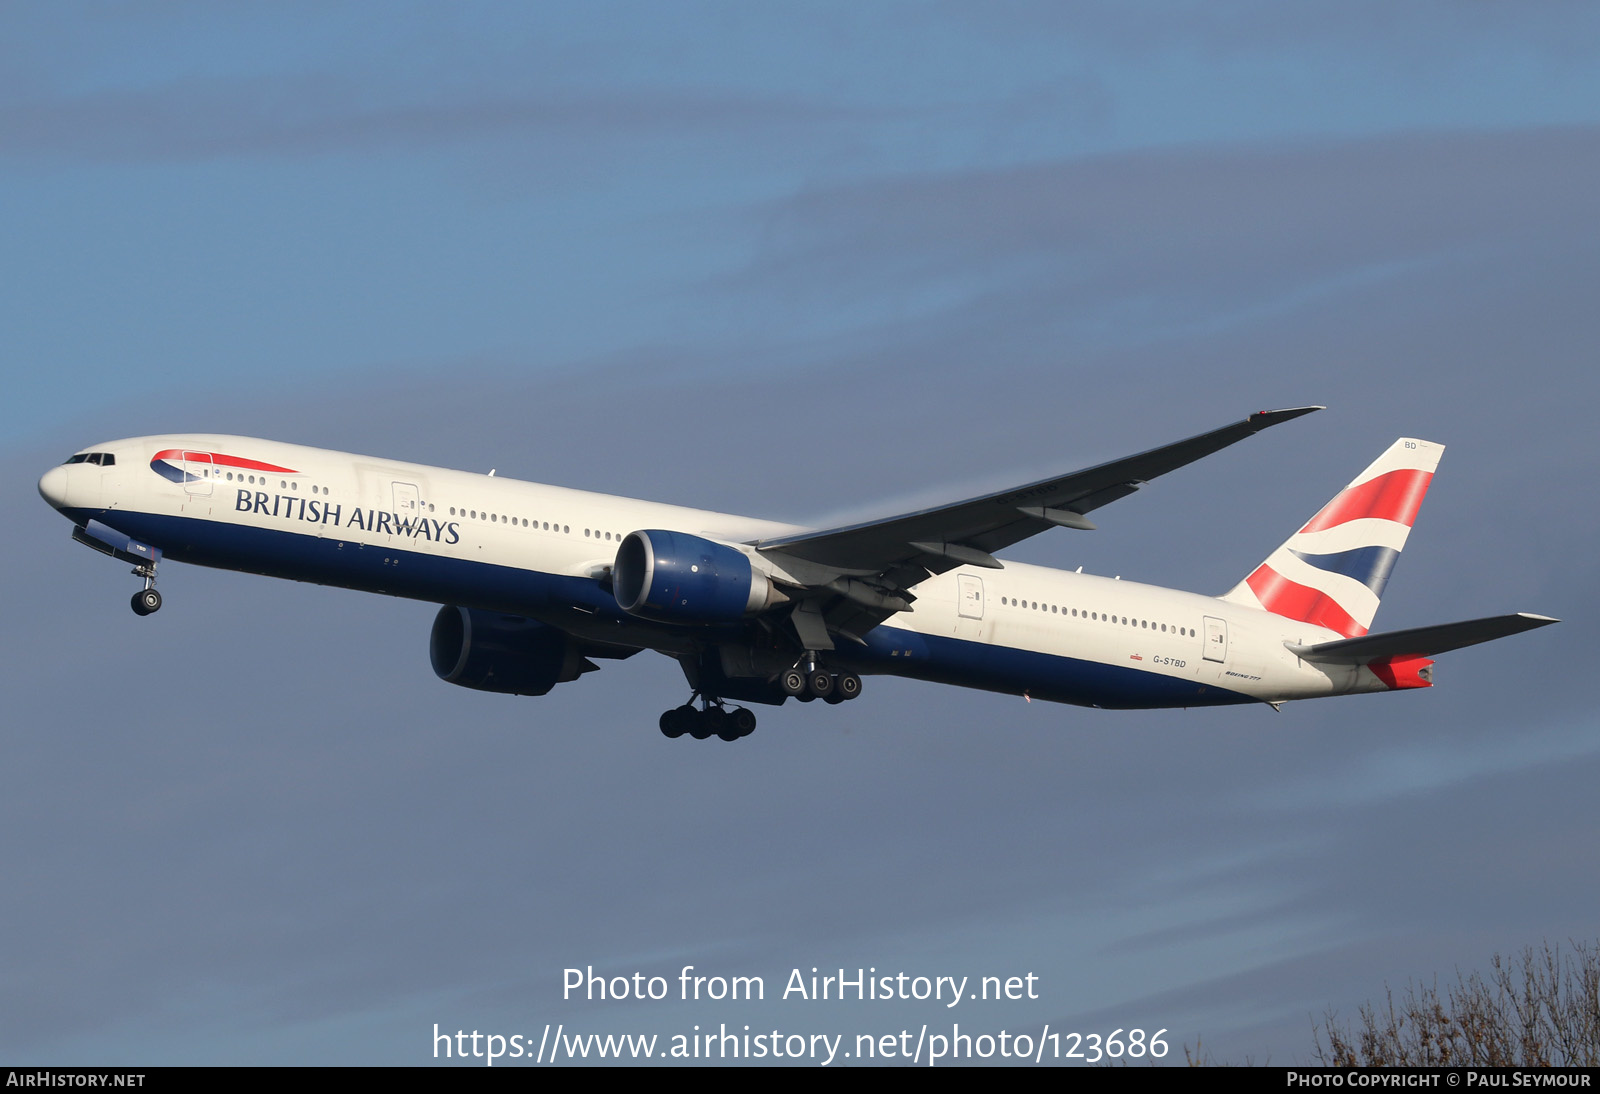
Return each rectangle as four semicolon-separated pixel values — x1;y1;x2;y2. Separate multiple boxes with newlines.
757;406;1323;578
753;406;1322;647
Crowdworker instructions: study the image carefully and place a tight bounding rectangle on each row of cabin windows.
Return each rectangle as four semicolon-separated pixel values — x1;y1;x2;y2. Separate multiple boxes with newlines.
1001;596;1195;638
181;464;460;515
161;472;613;541
211;469;447;515
192;467;337;494
111;454;604;535
441;507;626;543
75;446;605;542
170;464;606;539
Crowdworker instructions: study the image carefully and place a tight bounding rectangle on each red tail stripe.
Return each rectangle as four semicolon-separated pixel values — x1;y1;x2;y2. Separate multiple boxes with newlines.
1299;468;1433;534
1244;565;1368;638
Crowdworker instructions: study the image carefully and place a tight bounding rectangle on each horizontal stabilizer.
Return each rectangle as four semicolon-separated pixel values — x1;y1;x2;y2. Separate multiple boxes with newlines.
1287;612;1559;664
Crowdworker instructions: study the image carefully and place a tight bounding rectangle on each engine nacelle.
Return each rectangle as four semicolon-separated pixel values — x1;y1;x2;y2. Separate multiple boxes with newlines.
613;529;783;624
429;606;592;695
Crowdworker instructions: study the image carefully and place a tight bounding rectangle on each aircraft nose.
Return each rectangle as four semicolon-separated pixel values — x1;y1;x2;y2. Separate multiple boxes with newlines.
38;465;69;509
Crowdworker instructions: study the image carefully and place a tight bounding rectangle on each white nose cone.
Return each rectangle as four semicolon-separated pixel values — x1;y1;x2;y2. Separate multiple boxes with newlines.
38;465;69;509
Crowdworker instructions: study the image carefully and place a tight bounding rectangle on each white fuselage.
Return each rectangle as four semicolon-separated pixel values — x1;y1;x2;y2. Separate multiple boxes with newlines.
40;434;1387;711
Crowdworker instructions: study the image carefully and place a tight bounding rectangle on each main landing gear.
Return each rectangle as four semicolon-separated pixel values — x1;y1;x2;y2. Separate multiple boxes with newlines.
659;698;758;743
130;561;162;616
657;662;865;742
779;668;863;706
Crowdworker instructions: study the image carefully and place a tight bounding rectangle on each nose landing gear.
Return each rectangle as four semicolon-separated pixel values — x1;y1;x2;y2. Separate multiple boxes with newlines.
130;562;162;616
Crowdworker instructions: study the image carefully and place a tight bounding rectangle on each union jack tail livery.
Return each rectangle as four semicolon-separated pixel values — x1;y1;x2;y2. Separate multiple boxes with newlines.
1220;438;1443;638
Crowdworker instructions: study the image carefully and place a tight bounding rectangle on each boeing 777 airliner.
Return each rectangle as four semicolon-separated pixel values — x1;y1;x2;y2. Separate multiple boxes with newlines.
37;408;1555;741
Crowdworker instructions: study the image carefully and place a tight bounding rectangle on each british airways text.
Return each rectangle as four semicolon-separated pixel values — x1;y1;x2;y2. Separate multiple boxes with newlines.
234;489;461;543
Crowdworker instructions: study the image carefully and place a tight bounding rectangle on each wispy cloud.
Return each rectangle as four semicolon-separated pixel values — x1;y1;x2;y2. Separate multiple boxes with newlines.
744;127;1600;299
0;74;859;163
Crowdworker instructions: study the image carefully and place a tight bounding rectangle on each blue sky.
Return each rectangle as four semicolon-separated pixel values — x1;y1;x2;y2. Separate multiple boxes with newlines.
4;2;1598;1065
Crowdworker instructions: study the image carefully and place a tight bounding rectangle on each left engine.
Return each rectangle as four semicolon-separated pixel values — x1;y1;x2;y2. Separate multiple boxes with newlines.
429;606;592;695
613;529;786;624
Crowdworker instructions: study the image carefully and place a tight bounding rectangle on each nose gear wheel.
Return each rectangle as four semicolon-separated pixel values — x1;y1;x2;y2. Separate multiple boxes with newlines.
130;561;162;616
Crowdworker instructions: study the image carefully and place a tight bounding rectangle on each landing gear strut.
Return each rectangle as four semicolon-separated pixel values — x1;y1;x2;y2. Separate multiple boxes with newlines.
130;562;161;616
659;694;758;742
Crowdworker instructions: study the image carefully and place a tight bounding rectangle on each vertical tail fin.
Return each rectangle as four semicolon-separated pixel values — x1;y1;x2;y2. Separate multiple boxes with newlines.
1219;438;1443;637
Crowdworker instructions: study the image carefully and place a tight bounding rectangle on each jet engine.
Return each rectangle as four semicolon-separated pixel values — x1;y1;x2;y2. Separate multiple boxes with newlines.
429;606;594;695
613;529;786;624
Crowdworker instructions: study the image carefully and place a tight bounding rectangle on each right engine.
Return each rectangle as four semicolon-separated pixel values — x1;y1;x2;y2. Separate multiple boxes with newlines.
429;606;592;695
613;529;785;625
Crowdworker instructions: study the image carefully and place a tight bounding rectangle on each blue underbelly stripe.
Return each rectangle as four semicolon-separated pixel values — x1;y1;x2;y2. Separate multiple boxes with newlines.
65;507;1254;711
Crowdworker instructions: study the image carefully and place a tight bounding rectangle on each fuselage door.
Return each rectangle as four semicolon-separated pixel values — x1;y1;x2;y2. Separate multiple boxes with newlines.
392;481;420;522
955;574;984;640
181;451;213;496
957;574;984;619
1202;615;1228;663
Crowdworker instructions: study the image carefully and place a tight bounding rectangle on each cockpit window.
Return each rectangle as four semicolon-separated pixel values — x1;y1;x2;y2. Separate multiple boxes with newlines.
65;454;90;464
97;453;114;466
63;452;115;466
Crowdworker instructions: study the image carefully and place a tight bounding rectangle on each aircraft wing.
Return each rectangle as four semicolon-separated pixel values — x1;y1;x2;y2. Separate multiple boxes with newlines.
757;406;1323;577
